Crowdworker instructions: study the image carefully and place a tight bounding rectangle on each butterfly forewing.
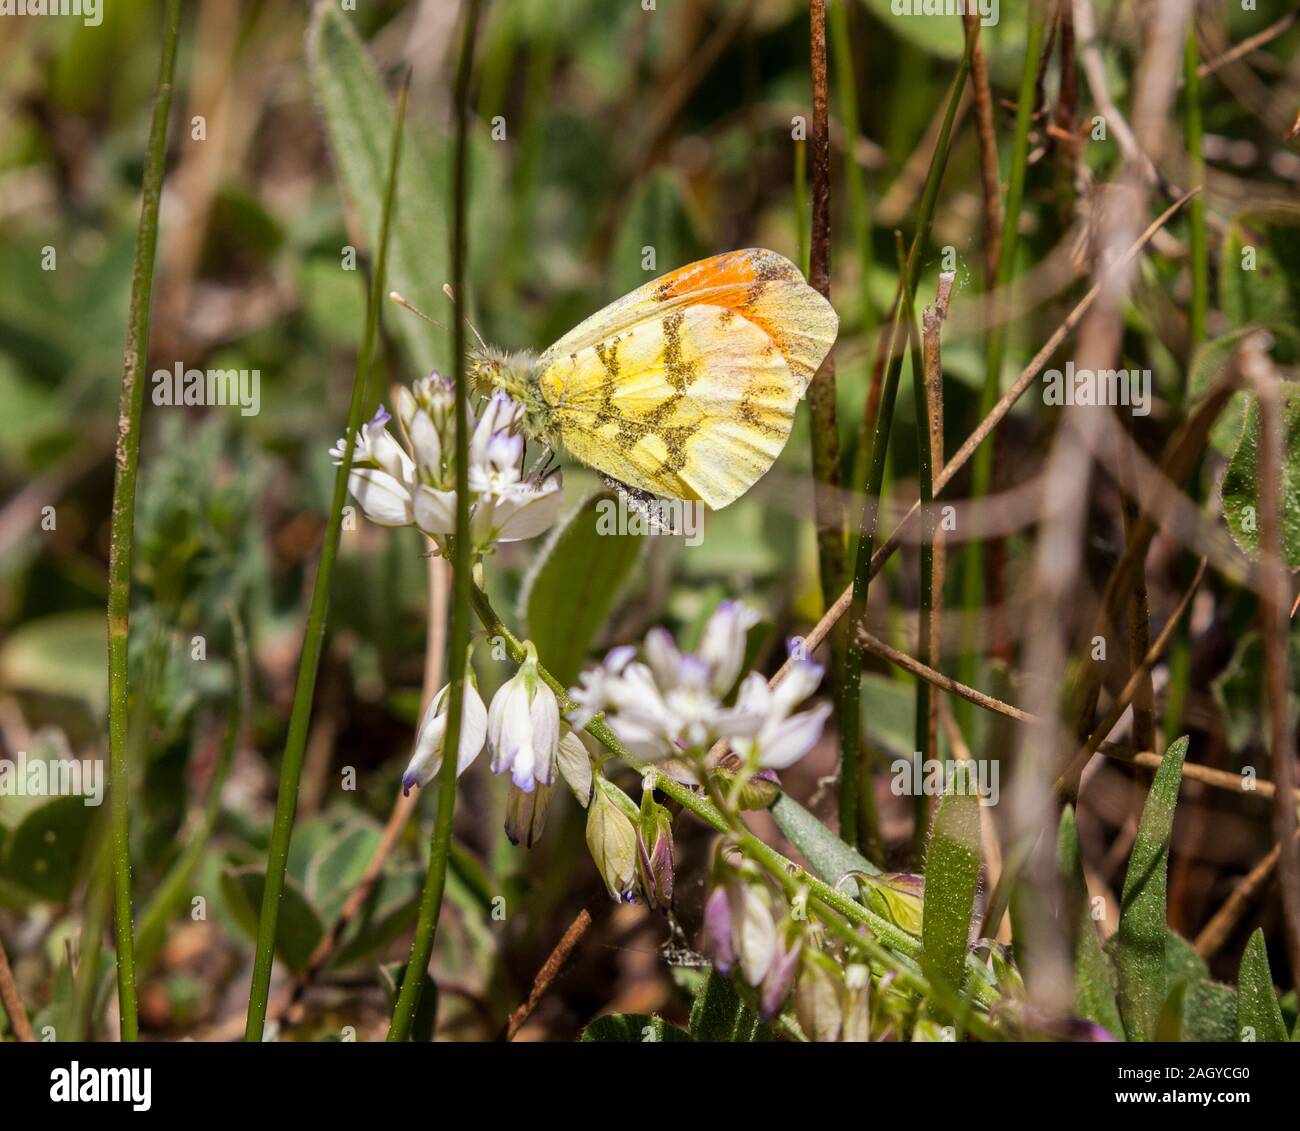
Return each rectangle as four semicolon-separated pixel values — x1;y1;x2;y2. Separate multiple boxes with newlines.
533;249;837;509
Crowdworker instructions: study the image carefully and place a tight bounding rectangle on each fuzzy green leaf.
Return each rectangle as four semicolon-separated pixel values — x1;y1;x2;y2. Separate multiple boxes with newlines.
689;971;765;1042
770;792;882;884
307;5;448;375
521;492;643;686
1221;393;1300;568
580;1013;692;1042
1057;806;1124;1038
1236;928;1287;1042
921;764;981;997
1114;736;1187;1041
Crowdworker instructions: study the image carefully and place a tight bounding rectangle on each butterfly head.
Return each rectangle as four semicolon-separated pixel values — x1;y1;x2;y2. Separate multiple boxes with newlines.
469;345;557;447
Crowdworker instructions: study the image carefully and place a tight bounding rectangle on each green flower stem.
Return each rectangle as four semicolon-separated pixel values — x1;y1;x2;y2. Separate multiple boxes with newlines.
842;23;977;858
465;581;1001;1013
386;0;482;1042
955;1;1044;735
103;0;183;1042
244;72;409;1043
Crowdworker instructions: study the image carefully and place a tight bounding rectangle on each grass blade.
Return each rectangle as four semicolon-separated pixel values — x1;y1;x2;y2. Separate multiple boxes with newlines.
104;0;184;1042
1057;806;1124;1038
921;762;981;1003
1236;927;1287;1042
386;0;483;1042
243;66;410;1045
1114;735;1188;1041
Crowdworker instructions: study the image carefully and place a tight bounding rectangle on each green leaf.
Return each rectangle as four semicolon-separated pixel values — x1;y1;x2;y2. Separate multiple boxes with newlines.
1187;325;1300;457
770;792;881;884
921;763;981;997
1222;206;1300;329
380;961;438;1042
1236;928;1287;1042
304;821;382;926
1154;980;1187;1042
1114;735;1187;1041
689;971;762;1042
1183;981;1239;1043
520;492;643;686
1212;631;1300;754
1;795;93;903
1057;806;1124;1038
580;1013;692;1042
1221;393;1300;568
331;866;423;968
0;611;107;710
307;4;448;375
221;865;324;973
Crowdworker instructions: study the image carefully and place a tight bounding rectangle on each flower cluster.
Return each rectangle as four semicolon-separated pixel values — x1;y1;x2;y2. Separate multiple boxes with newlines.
699;859;876;1037
331;377;562;555
568;601;830;773
400;643;593;846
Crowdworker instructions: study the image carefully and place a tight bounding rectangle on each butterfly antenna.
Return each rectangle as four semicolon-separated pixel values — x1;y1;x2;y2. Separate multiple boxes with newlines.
388;291;449;332
442;283;490;353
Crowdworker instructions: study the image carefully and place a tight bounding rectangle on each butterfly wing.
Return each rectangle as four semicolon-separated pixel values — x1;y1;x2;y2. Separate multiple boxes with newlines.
534;249;837;508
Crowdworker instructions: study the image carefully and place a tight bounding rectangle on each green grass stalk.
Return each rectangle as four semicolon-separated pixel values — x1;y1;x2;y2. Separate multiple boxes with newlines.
244;72;410;1044
104;0;184;1041
386;0;483;1042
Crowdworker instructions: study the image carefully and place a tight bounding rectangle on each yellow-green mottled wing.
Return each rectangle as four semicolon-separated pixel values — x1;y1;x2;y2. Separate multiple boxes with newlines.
533;249;837;508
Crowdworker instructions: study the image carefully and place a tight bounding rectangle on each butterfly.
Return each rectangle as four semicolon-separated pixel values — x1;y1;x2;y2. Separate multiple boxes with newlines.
472;249;838;510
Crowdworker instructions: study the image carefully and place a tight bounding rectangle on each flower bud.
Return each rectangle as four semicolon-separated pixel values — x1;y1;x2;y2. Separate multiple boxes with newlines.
758;920;802;1020
505;780;553;848
709;763;781;811
402;679;487;795
700;884;735;973
586;778;639;902
861;872;925;936
841;963;871;1042
635;792;675;912
488;641;560;793
795;949;844;1043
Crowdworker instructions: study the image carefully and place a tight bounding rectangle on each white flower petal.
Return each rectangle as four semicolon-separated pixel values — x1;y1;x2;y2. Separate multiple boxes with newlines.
349;468;413;527
413;484;457;535
408;409;442;475
556;728;593;806
494;483;563;542
757;702;831;770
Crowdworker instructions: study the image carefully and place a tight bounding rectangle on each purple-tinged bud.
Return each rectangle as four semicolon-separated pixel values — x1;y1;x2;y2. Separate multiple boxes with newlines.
635;795;675;913
758;923;802;1020
700;885;735;974
505;780;553;847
